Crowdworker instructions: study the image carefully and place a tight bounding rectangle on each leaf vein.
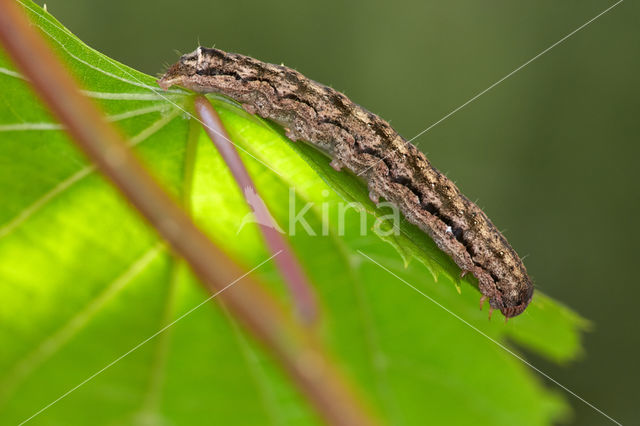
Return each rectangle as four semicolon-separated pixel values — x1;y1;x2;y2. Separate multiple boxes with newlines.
0;109;181;240
0;244;164;403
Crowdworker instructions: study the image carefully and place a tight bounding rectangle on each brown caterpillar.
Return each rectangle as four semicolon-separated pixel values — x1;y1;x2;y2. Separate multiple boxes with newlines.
158;47;534;318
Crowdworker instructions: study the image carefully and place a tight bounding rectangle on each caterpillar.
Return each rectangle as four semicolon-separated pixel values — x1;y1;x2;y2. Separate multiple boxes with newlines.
158;47;534;318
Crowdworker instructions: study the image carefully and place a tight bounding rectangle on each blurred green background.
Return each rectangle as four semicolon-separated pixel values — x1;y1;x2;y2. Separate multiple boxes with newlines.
34;0;638;424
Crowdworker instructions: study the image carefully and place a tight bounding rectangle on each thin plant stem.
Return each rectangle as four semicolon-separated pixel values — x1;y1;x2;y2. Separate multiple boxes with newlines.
193;95;318;323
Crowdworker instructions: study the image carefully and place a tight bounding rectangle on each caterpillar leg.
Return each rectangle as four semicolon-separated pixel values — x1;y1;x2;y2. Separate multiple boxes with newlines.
284;128;299;142
479;295;488;310
369;191;380;205
330;159;343;171
242;103;257;115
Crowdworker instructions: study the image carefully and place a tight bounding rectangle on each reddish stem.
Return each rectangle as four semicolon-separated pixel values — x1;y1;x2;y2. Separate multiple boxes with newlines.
193;95;318;323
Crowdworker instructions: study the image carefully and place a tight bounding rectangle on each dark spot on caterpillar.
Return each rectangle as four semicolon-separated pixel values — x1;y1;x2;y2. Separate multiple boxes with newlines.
195;67;281;96
284;70;302;84
321;118;356;140
329;93;352;114
452;226;464;239
201;47;226;59
353;142;394;173
423;202;438;215
243;77;279;94
283;93;317;114
196;68;244;80
391;175;421;201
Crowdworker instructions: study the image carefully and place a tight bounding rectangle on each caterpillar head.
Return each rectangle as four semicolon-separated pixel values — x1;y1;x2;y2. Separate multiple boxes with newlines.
158;47;233;91
497;277;534;318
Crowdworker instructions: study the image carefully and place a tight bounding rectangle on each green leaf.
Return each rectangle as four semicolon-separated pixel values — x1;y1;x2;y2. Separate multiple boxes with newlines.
0;1;587;425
